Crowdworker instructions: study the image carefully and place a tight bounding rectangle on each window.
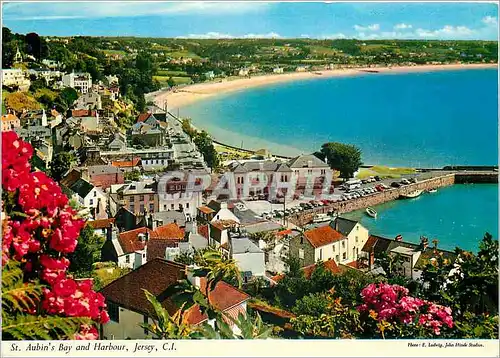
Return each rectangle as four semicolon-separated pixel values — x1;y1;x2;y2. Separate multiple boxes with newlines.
356;236;358;243
336;255;339;262
186;203;189;209
139;195;144;201
89;199;93;206
125;255;130;263
319;249;322;260
332;245;335;252
94;191;97;197
342;252;346;260
140;204;145;212
108;302;119;323
129;204;135;212
150;195;154;201
171;204;174;210
299;249;304;259
164;205;167;210
149;203;154;212
342;241;345;248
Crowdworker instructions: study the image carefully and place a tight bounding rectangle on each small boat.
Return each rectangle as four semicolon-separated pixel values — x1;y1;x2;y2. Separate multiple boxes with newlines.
428;189;438;193
400;189;424;199
313;213;331;223
365;207;377;218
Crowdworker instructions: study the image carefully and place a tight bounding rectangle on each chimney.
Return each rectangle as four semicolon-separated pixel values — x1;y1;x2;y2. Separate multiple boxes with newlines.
220;202;228;210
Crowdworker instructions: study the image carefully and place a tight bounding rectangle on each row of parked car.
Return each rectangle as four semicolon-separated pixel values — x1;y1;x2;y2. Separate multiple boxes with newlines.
339;183;391;201
259;199;337;219
390;177;418;188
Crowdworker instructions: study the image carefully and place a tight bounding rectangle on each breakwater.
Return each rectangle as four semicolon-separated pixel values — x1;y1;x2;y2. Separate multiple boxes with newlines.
288;172;497;226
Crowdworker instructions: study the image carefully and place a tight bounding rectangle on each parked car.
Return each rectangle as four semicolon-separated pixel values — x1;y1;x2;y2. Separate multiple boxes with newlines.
409;177;417;184
391;182;401;188
401;178;411;185
374;176;381;181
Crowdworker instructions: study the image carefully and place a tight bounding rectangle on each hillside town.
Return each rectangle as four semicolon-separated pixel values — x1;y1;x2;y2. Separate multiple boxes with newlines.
2;24;498;343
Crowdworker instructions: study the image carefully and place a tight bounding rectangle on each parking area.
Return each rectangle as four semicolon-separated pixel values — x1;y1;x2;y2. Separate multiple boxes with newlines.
240;171;454;222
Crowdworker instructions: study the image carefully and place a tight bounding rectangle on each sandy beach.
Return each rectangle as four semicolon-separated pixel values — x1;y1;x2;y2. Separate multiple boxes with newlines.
148;63;497;110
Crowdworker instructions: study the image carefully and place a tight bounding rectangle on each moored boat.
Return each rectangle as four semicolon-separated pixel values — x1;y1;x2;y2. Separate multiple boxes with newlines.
428;189;438;193
313;213;331;223
400;189;424;199
365;207;377;218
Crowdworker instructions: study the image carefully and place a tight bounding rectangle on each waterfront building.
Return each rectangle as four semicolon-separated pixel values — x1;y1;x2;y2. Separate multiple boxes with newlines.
157;175;203;217
111;180;159;216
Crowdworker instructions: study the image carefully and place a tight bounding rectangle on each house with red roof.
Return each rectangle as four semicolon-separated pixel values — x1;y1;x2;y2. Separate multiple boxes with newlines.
270;258;342;285
289;224;347;267
100;227;152;269
100;259;250;339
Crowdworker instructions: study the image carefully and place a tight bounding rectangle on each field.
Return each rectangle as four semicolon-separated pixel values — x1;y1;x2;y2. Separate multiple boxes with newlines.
153;75;193;86
356;165;416;179
157;70;189;76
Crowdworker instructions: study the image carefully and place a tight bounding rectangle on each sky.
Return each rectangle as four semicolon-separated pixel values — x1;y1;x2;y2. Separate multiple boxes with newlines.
2;1;499;40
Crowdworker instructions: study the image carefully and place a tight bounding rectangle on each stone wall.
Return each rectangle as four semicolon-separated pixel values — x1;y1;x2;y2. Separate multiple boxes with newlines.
454;172;498;184
289;174;456;226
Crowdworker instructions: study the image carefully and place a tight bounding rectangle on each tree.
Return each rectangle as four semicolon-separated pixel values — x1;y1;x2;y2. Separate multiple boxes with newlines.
193;131;220;169
375;251;405;279
124;169;141;181
320;142;362;180
48;151;75;181
56;87;78;111
25;32;47;60
67;225;105;278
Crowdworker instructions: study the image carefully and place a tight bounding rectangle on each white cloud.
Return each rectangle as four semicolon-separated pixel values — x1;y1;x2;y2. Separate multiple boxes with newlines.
242;32;281;39
179;32;234;39
178;32;281;39
482;16;498;26
3;2;270;20
354;24;380;32
356;32;379;40
320;33;347;39
415;25;475;38
394;23;412;30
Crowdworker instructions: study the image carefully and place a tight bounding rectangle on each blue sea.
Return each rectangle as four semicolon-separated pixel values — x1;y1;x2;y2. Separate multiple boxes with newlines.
180;68;499;251
180;68;498;168
342;184;499;252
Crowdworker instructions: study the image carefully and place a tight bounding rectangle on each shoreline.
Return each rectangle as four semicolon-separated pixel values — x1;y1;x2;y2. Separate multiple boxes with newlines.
149;63;497;110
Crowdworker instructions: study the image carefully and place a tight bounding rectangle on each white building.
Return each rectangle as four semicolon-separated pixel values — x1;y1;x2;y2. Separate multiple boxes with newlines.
67;178;107;215
74;91;102;110
62;72;92;93
230;236;266;278
2;69;31;91
100;227;150;270
331;217;370;263
273;67;284;74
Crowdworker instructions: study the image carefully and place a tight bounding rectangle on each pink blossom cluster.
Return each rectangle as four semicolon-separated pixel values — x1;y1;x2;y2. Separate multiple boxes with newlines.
358;283;453;335
2;132;108;340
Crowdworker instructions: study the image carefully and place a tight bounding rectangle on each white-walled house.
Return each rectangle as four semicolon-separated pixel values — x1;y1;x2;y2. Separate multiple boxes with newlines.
62;72;92;93
230;237;266;278
67;178;107;216
100;259;250;339
210;202;240;223
100;227;150;270
331;217;370;263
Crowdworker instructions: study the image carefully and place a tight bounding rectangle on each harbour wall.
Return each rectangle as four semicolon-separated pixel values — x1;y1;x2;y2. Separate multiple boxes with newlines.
288;172;497;226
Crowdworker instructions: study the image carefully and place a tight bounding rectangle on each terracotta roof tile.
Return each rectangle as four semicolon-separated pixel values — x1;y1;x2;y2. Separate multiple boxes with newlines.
151;223;184;240
304;226;345;248
137;113;152;123
111;158;141;168
71;109;97;117
88;218;115;229
211;220;238;231
118;227;152;254
2;113;19;121
198;206;215;214
198;224;209;239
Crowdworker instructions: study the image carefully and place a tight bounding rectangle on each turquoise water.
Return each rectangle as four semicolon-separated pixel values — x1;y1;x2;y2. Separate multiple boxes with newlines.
342;184;498;252
181;68;498;168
